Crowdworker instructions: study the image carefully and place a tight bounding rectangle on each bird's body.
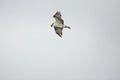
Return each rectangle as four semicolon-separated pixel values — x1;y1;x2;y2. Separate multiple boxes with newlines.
52;19;63;28
51;11;71;38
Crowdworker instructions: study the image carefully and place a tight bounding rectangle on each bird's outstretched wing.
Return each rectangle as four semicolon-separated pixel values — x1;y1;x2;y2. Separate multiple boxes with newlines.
54;27;63;38
53;11;64;24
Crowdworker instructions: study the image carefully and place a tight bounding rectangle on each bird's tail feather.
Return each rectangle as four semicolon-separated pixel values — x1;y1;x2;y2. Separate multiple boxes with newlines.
64;26;71;29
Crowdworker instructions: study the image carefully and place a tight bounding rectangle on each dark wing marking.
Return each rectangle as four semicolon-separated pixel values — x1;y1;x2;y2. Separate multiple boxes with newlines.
51;23;54;27
58;18;64;24
54;27;63;38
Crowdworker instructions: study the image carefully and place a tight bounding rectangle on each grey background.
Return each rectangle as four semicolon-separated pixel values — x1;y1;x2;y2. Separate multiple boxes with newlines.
0;0;120;80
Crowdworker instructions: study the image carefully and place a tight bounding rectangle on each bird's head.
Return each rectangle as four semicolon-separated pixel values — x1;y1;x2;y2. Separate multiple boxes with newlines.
53;11;62;18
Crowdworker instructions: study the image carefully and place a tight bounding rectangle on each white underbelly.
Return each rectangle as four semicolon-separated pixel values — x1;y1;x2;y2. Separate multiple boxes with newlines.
53;22;63;28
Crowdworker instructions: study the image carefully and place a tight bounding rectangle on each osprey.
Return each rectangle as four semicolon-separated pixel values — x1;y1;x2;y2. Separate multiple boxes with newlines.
51;11;71;38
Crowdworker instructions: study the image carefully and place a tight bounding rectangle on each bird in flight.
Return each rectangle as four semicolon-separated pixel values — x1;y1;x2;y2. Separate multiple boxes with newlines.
51;11;71;38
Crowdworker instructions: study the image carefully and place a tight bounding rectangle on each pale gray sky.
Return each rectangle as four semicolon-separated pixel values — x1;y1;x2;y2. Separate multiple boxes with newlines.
0;0;120;80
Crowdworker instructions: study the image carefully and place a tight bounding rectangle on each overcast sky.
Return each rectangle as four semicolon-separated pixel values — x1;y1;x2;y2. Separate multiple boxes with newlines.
0;0;120;80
